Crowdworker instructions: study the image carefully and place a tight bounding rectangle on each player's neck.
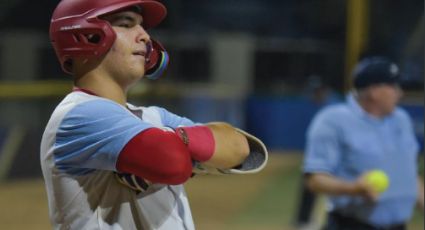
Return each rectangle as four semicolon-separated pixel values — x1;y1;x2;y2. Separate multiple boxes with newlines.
74;72;128;106
358;99;386;119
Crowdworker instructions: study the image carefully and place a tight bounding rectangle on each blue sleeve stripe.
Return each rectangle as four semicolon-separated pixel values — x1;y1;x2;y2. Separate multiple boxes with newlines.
53;99;152;175
154;106;195;128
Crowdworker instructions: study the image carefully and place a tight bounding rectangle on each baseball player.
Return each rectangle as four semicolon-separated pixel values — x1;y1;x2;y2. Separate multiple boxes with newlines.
40;0;268;229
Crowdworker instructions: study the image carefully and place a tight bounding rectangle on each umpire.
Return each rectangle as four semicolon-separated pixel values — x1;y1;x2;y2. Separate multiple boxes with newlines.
302;56;424;230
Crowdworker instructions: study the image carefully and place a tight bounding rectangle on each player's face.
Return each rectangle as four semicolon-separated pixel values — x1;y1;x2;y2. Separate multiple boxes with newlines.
100;10;150;87
370;83;402;115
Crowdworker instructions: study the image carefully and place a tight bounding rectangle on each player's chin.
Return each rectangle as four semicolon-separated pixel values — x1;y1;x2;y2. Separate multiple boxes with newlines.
125;69;145;84
130;64;146;78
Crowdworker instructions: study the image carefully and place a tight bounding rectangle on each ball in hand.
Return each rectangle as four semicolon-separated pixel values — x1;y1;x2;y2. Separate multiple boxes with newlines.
365;170;389;193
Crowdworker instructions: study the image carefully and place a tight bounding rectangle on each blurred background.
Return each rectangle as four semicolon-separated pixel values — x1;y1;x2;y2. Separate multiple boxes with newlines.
0;0;423;229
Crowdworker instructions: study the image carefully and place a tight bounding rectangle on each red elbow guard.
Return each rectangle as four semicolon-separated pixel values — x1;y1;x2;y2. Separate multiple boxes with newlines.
117;128;193;185
175;126;215;162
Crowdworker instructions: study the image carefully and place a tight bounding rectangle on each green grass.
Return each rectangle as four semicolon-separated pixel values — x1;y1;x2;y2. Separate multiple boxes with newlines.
229;156;303;229
229;154;424;230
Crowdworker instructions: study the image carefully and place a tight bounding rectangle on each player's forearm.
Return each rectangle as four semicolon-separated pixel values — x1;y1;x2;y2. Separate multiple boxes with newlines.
305;173;359;196
203;122;249;169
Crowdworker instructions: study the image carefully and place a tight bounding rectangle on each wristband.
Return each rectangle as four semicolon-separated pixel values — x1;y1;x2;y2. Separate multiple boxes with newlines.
176;126;215;162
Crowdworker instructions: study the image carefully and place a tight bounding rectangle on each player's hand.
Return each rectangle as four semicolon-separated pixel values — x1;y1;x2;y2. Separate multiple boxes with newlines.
352;173;379;202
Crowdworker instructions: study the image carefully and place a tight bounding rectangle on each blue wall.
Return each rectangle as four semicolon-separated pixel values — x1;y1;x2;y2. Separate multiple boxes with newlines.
246;96;424;152
246;96;322;150
181;95;424;152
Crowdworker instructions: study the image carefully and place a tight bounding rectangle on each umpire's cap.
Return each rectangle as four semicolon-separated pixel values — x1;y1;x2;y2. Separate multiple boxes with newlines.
352;57;401;89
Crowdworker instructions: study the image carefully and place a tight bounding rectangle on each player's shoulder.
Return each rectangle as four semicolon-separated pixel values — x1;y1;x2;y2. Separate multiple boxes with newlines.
140;105;177;121
392;106;413;123
53;92;129;120
393;106;410;117
315;103;351;120
307;103;352;132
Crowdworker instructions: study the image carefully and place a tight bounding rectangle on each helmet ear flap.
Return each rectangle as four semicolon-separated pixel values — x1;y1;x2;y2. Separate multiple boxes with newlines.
51;17;116;74
145;39;169;80
50;0;167;75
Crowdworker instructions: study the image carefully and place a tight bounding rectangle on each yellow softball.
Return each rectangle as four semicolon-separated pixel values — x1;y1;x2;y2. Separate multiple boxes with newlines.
365;170;390;193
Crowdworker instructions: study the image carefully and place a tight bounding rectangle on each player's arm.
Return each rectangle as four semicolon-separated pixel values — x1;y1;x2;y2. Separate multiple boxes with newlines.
116;128;193;185
178;123;267;175
116;123;249;185
174;122;249;169
158;107;250;168
302;110;378;199
305;172;378;201
202;122;249;169
155;107;250;168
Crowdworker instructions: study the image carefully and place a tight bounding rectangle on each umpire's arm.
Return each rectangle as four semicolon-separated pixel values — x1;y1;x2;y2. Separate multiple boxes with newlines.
305;172;379;201
417;176;424;212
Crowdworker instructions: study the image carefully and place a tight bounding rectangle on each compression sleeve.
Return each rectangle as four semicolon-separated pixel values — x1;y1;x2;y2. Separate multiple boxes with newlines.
175;126;215;162
117;128;193;185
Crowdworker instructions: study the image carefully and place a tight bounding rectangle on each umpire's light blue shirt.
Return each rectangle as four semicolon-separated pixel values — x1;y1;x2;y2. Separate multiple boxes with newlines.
303;93;419;227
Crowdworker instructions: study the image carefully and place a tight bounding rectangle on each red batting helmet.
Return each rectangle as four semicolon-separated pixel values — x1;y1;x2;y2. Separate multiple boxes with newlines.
50;0;167;74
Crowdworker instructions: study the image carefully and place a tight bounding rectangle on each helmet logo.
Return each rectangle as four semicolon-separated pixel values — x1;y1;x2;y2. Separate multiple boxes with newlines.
60;25;82;31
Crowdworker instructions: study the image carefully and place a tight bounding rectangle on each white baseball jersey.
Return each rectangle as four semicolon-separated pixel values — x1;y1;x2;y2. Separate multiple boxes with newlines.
40;91;196;230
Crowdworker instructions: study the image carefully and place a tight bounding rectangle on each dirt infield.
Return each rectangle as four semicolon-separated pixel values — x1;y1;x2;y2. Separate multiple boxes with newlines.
186;153;302;230
0;153;423;230
0;179;49;230
0;153;299;230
